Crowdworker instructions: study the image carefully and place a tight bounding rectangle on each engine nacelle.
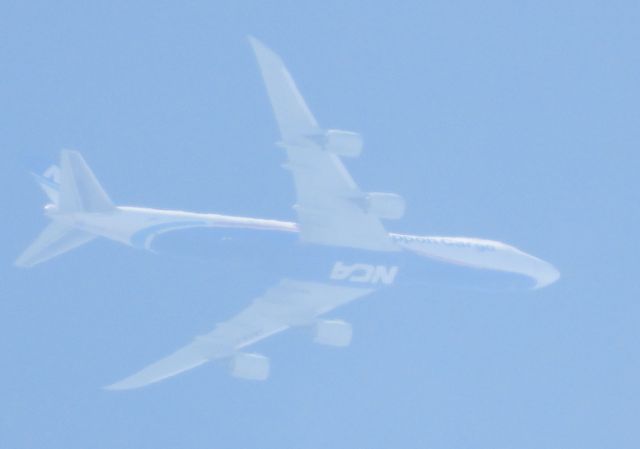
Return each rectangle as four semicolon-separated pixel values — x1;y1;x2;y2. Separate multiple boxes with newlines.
314;320;353;347
366;192;406;220
324;129;363;158
230;353;270;381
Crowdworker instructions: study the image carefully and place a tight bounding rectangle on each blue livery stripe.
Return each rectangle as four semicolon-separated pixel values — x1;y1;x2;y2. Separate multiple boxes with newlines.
130;221;209;249
32;173;60;191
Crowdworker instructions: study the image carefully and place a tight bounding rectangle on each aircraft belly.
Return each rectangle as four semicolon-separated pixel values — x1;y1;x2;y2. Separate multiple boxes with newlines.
151;227;535;290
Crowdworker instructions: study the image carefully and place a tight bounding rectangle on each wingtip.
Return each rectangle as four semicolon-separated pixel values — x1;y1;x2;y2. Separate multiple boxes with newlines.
247;35;276;60
103;379;138;391
14;253;33;268
247;34;262;48
247;34;267;53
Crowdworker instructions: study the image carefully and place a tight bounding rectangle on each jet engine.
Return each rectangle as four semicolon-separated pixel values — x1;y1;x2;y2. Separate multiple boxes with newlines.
314;320;353;347
230;353;270;380
323;129;363;158
365;192;406;220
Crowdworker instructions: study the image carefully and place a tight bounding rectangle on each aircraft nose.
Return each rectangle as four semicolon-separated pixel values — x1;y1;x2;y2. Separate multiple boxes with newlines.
533;260;560;289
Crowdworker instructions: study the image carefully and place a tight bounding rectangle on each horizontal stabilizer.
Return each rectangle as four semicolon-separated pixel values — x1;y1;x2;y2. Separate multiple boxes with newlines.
15;222;95;268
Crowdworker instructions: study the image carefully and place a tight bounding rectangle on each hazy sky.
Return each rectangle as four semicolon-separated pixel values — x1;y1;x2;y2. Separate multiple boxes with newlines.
2;1;639;448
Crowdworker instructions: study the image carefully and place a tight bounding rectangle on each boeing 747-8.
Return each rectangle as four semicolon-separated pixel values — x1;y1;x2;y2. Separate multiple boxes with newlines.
16;37;559;389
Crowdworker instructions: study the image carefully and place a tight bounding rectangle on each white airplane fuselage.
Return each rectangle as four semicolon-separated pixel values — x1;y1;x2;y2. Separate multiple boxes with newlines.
44;204;559;289
16;36;562;389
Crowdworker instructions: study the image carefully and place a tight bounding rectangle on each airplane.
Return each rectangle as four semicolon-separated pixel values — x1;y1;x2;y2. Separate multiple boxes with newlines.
15;37;560;390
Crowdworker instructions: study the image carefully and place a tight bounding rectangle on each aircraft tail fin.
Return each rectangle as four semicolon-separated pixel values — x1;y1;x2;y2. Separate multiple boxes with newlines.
58;150;114;213
16;151;112;267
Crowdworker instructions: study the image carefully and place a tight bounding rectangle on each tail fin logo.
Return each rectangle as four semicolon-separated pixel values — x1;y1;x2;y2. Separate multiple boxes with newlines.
32;165;61;205
330;261;399;285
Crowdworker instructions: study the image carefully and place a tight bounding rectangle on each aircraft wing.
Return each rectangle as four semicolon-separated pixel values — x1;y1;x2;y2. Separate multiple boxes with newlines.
106;279;374;390
249;37;398;252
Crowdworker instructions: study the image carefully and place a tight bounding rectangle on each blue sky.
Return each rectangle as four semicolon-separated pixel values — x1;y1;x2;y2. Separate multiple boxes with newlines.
2;1;639;448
